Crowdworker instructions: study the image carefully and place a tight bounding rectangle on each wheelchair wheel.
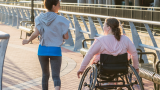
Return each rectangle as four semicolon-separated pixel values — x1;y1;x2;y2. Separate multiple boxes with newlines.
78;64;97;90
125;65;144;90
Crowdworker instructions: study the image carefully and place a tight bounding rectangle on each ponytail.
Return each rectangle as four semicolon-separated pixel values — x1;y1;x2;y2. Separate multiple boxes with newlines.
113;27;121;41
106;18;122;41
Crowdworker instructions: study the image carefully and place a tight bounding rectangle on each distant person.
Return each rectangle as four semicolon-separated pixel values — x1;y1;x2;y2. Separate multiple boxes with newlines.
22;0;70;90
77;18;139;78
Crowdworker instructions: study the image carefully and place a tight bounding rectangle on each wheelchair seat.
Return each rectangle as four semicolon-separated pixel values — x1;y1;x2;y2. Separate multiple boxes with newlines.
98;53;128;81
99;53;128;74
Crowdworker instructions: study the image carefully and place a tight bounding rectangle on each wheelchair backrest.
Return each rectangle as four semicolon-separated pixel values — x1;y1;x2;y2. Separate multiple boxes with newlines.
100;53;128;75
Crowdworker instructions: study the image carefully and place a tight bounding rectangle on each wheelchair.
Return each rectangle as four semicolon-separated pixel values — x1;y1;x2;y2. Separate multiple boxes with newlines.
78;53;144;90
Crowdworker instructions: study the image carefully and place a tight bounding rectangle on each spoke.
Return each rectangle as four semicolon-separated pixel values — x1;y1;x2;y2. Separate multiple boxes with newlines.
82;69;93;90
80;65;97;90
127;72;141;90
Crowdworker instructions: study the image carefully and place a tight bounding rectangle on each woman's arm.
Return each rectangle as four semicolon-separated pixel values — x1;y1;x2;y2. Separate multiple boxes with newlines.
63;32;69;40
77;40;101;78
127;38;139;72
90;54;100;64
79;40;101;71
22;27;39;45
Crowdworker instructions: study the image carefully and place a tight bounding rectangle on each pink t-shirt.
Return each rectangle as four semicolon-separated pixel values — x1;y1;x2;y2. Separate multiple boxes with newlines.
79;35;139;71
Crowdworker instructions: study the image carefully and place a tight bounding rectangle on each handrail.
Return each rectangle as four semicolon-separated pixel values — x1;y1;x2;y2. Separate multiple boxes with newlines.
1;4;160;31
58;11;160;25
139;44;160;52
60;3;160;9
80;30;91;35
0;31;10;39
5;4;160;26
1;4;160;25
0;31;10;90
60;3;153;8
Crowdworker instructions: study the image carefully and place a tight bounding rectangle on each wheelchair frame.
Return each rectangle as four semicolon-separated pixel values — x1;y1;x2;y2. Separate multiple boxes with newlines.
78;63;144;90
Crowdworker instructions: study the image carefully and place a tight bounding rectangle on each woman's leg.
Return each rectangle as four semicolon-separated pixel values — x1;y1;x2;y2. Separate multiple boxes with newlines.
50;56;62;90
38;56;50;90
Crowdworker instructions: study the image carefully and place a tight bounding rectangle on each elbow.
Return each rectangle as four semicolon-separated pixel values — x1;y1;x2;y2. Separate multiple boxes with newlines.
63;32;69;40
34;33;39;37
65;36;69;40
32;31;39;37
35;33;39;36
63;34;69;40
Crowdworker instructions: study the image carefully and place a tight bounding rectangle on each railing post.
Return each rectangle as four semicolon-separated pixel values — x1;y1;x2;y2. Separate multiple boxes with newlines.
34;10;38;17
0;31;10;90
129;22;148;63
79;0;85;3
1;7;5;23
98;0;102;4
8;7;12;25
6;7;10;25
73;15;85;51
80;16;90;38
134;0;139;6
67;14;74;29
0;6;2;22
119;21;126;35
26;9;31;21
106;0;112;6
11;7;17;27
88;16;98;39
97;17;103;30
16;8;22;29
3;7;8;24
144;24;160;61
14;1;16;5
21;9;28;23
88;0;94;4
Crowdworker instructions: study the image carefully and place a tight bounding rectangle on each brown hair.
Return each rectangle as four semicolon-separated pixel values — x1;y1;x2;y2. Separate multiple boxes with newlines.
44;0;59;11
106;18;121;41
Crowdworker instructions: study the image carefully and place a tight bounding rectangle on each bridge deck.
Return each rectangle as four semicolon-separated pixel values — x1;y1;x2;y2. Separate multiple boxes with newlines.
0;23;154;90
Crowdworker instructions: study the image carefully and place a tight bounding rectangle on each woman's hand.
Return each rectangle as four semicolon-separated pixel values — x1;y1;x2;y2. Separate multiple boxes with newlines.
77;70;84;78
22;40;29;45
136;69;139;73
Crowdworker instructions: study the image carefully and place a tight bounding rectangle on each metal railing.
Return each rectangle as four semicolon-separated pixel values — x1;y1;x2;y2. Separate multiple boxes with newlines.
0;31;10;90
1;2;160;32
0;4;160;63
60;3;160;22
1;2;160;21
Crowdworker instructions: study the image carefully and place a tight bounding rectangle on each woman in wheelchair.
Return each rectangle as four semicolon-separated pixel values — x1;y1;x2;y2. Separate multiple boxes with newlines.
77;18;144;90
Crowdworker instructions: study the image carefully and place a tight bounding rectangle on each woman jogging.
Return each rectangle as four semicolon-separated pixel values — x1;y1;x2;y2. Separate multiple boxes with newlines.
22;0;70;90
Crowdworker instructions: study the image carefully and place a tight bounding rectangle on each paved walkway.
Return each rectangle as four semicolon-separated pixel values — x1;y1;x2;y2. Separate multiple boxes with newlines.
0;24;154;90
